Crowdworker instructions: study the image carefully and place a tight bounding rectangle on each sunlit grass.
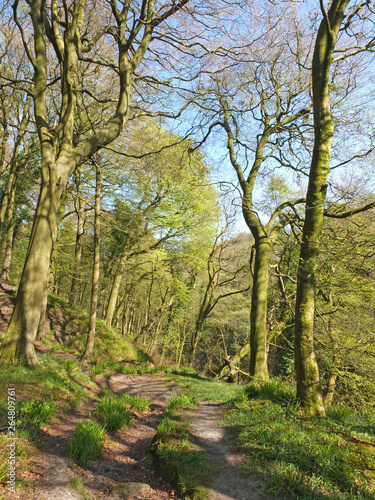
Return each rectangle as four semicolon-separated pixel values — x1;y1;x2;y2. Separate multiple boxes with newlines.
227;381;375;499
167;374;375;499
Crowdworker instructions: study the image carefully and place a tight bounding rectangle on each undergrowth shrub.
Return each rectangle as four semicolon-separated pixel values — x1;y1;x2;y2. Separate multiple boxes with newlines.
120;393;150;412
17;398;57;431
68;420;106;465
95;392;131;432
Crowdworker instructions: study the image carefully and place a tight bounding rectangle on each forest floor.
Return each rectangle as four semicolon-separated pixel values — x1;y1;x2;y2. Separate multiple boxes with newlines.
1;281;375;499
2;365;271;500
0;274;270;500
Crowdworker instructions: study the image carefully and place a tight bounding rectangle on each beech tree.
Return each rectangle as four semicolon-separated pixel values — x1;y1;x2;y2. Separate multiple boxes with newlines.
294;0;363;417
193;38;311;380
0;0;189;365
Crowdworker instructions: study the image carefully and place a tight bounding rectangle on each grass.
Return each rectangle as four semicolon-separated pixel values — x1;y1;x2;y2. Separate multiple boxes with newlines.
94;389;150;432
95;391;132;432
119;393;151;412
0;433;27;489
68;475;91;500
228;380;375;500
152;390;210;499
167;375;375;499
0;354;95;424
165;372;243;404
68;420;106;465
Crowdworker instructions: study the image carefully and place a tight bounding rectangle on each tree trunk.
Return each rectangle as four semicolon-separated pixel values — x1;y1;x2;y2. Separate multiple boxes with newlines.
218;343;251;379
294;0;349;417
0;107;28;236
82;165;102;361
324;355;339;407
105;244;128;327
0;165;69;365
36;284;49;342
249;237;271;380
70;173;85;307
0;177;16;281
189;322;203;366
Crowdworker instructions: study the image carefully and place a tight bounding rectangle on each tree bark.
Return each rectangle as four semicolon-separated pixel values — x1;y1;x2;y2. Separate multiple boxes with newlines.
324;354;339;407
70;172;85;307
295;0;350;417
82;165;102;361
0;176;16;281
0;166;68;365
218;343;251;379
104;244;128;327
249;237;272;380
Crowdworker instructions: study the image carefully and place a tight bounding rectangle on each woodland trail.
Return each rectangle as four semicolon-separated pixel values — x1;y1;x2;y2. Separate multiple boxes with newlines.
106;375;271;499
2;352;271;499
187;402;271;500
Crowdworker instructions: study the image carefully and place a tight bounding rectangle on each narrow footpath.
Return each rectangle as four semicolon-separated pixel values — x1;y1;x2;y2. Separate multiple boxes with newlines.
3;371;271;500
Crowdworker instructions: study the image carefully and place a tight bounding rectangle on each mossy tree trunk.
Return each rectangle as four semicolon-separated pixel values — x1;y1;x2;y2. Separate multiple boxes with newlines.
249;236;272;380
0;176;16;281
294;0;350;417
0;168;69;365
104;243;129;328
218;83;308;381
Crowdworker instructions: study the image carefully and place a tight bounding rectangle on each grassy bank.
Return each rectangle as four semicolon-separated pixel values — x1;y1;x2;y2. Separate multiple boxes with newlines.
152;393;210;499
167;374;375;500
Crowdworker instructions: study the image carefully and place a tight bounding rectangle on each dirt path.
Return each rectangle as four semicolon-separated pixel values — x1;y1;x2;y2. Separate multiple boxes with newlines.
4;374;182;500
188;403;271;500
2;356;270;500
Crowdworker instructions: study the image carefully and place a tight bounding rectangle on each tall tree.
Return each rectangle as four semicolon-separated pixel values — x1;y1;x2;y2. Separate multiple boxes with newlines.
0;0;189;365
294;0;351;417
82;161;102;361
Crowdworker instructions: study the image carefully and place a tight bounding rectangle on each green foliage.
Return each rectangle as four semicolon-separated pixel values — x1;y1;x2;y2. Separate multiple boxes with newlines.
68;420;106;465
17;398;57;430
95;392;131;432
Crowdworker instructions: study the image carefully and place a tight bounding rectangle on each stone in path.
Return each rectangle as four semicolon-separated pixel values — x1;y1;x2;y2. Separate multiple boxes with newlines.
105;481;151;499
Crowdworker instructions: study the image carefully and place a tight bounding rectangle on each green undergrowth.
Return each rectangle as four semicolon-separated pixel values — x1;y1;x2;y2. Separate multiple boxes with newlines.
165;371;243;403
0;433;26;490
152;393;210;499
46;301;140;364
0;353;97;488
95;389;150;431
0;354;96;425
68;420;106;465
166;375;375;499
228;379;375;499
68;389;151;465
